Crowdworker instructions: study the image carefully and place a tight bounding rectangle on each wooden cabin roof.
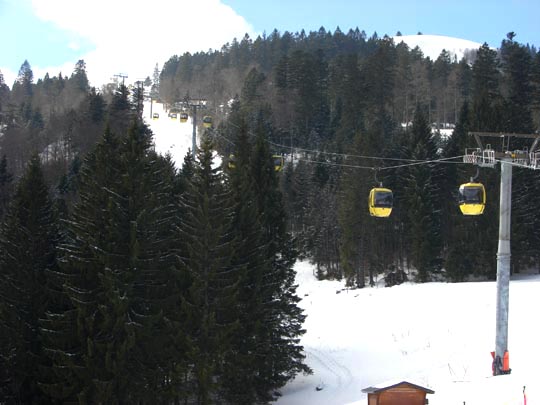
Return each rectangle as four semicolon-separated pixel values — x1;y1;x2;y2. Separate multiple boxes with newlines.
361;380;435;395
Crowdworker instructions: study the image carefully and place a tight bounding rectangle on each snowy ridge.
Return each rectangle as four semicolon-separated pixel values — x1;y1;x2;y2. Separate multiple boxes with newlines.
393;34;482;61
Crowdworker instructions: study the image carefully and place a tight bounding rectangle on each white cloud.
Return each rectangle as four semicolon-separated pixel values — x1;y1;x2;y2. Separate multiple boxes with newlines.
67;41;80;51
1;67;17;88
29;0;256;87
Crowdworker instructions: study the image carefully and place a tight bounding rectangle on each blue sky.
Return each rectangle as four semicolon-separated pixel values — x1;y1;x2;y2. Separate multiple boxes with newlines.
1;0;538;87
221;0;539;47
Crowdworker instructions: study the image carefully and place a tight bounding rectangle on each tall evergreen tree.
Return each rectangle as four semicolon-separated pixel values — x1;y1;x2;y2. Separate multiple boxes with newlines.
11;60;34;104
0;154;59;403
400;107;443;281
46;122;183;403
304;160;341;277
361;37;397;134
248;120;310;399
221;116;271;404
178;136;239;404
499;33;534;133
108;84;135;136
70;60;90;93
432;50;452;126
0;70;10;120
471;43;503;131
0;155;13;220
151;63;160;100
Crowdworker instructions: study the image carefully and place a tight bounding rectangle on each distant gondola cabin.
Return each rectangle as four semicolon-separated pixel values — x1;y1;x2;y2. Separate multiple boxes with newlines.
202;116;213;128
228;154;236;170
152;113;159;119
458;182;486;215
180;112;188;123
368;187;393;217
273;155;284;171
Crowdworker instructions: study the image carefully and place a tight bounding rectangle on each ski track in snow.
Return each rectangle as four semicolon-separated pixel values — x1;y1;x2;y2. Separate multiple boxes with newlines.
306;347;354;390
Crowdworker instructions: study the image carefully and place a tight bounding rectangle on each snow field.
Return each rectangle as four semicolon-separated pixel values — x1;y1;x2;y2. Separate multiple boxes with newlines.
277;262;540;404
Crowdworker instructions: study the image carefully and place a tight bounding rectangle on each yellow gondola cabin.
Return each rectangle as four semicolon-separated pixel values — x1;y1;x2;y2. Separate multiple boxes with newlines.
180;112;188;123
202;116;213;128
228;154;236;170
458;182;486;215
273;155;284;172
368;187;393;217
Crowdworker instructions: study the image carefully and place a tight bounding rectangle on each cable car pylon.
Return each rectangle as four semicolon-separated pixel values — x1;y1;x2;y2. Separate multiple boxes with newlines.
465;131;540;376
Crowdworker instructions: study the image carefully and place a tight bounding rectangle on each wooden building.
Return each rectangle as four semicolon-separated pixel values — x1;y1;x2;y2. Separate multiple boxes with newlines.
362;380;434;405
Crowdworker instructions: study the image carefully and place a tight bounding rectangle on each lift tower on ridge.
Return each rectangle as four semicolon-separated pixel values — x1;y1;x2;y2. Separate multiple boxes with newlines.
179;97;208;158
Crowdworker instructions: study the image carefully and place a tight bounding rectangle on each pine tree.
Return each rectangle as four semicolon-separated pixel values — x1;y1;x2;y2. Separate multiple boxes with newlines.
400;107;443;281
248;120;310;400
338;157;366;285
499;34;534;133
151;63;160;100
47;122;184;403
86;87;107;124
0;155;13;220
0;70;10;119
241;67;266;106
361;37;397;132
305;160;341;277
471;43;503;131
11;60;34;104
432;50;452;126
220;117;270;404
108;83;135;137
0;154;60;403
71;60;90;93
178;136;239;404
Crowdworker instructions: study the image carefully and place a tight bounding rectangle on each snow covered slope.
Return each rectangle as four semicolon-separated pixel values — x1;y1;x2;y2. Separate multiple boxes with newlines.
393;34;482;61
276;262;539;404
144;100;195;168
144;99;222;170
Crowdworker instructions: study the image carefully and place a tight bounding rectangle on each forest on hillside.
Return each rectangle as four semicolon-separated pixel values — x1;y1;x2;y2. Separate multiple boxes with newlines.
0;93;309;402
1;28;540;286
